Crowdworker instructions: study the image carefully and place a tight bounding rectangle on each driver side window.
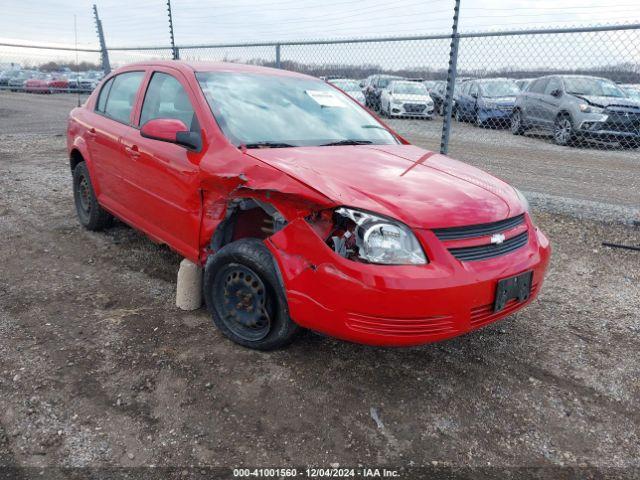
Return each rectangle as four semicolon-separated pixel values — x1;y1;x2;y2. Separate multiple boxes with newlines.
140;72;198;132
544;77;562;96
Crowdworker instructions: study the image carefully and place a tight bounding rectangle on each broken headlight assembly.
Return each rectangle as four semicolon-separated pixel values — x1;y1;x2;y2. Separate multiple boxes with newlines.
328;207;427;265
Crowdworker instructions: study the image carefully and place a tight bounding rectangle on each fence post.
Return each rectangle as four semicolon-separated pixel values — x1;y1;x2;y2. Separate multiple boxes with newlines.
275;44;281;68
167;0;179;60
92;4;111;74
439;0;461;155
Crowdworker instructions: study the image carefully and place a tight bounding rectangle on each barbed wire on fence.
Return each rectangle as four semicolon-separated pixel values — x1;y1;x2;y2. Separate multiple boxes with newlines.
1;22;639;153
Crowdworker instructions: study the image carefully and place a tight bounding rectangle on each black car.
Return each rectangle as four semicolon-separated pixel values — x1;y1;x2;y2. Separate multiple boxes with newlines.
363;74;405;112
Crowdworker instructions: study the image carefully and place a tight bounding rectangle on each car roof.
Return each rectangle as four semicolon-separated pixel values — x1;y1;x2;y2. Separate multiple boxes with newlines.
113;60;315;80
474;77;514;83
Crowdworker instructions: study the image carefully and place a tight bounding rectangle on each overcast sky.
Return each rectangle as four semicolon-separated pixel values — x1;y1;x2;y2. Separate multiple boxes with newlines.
1;0;640;48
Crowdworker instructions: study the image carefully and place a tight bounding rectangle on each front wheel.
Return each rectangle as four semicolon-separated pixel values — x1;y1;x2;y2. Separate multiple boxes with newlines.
554;114;575;146
204;239;300;350
511;110;526;135
474;109;484;127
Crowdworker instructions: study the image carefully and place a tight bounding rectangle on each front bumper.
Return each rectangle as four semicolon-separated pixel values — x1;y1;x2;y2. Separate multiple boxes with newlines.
267;215;551;347
390;103;434;118
478;107;513;122
577;123;640;143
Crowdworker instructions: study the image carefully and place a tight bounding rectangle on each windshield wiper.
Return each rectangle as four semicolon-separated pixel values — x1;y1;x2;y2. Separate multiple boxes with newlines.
320;139;373;146
241;142;295;149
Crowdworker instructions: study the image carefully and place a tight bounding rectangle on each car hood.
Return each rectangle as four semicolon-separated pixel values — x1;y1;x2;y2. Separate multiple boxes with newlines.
393;94;431;102
246;144;521;229
572;94;640;109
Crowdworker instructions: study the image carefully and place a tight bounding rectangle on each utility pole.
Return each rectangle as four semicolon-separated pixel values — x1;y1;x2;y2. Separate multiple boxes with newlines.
93;4;111;74
167;0;179;60
439;0;461;155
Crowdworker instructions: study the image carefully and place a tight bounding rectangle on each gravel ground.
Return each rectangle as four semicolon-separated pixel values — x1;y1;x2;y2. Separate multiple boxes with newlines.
1;91;639;478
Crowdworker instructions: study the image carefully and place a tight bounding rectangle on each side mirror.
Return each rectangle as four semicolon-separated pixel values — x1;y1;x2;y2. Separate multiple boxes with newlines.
550;89;562;97
140;118;201;151
471;92;478;99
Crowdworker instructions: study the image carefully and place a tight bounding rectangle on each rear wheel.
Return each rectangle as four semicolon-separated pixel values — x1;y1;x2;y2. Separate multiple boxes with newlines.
204;239;300;350
554;114;576;146
72;162;113;230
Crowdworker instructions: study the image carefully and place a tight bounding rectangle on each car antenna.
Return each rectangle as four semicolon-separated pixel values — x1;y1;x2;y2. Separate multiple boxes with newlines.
74;14;81;108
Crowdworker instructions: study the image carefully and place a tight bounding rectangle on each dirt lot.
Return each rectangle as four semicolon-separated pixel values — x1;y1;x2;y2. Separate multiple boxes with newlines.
1;92;639;478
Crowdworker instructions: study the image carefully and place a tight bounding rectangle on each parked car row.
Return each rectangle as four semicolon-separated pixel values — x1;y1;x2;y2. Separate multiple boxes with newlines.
328;73;639;148
0;68;104;93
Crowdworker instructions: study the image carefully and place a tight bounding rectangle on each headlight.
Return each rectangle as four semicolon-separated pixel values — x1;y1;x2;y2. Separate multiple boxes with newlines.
330;207;427;265
579;103;603;114
484;100;497;109
392;98;402;105
513;187;530;212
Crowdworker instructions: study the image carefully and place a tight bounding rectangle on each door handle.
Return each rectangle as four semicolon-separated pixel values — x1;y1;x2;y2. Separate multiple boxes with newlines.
124;144;141;158
87;127;97;137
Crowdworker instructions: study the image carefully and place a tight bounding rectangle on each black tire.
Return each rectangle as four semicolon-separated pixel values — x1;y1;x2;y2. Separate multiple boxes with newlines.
511;109;526;135
72;162;113;231
553;114;576;146
437;102;444;116
454;107;462;122
203;238;300;350
474;109;484;128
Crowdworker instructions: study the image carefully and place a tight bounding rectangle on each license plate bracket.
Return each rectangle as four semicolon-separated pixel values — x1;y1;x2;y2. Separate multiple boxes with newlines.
493;271;533;313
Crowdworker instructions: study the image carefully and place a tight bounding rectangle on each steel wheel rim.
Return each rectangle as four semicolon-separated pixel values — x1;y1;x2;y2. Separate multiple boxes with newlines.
511;112;521;133
213;263;272;342
555;118;572;143
78;175;92;214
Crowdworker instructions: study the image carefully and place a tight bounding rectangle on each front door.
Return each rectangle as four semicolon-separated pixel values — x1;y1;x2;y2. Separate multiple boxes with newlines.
120;69;204;260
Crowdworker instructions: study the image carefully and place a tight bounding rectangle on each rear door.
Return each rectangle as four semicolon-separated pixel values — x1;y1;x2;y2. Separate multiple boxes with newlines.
88;70;146;205
539;76;563;126
459;82;475;117
119;68;204;259
523;77;549;128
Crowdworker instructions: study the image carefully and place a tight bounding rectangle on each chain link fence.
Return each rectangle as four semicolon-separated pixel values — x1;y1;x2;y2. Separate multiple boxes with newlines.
1;24;639;154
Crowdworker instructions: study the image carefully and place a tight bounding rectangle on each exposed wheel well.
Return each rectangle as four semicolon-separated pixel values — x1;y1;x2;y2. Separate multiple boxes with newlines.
70;149;84;172
211;199;287;251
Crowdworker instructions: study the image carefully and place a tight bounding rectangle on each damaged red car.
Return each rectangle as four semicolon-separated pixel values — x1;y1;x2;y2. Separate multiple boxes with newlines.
67;61;550;350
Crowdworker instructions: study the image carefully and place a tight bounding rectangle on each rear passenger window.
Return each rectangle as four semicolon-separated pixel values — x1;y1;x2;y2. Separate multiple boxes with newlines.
545;78;562;95
96;77;114;113
139;72;197;131
529;78;549;94
103;71;145;124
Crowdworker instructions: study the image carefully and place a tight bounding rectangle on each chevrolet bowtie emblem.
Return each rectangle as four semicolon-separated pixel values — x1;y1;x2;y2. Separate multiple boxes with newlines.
491;233;506;245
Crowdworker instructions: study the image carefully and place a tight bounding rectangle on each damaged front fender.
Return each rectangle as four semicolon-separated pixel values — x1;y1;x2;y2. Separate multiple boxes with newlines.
198;161;336;263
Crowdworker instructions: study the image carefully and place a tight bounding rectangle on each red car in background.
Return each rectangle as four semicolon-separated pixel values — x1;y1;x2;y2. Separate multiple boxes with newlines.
67;61;550;350
25;73;68;93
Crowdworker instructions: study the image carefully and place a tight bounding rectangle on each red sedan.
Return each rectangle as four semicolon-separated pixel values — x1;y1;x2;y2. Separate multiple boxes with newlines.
67;61;550;350
25;74;68;93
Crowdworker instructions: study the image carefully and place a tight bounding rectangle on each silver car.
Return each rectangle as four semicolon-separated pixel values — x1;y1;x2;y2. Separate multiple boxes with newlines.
511;75;640;147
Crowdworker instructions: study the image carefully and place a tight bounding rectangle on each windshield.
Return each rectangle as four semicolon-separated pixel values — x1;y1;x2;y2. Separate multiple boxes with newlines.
378;77;400;88
479;81;520;97
331;80;360;92
564;77;625;98
196;72;398;148
392;82;427;95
